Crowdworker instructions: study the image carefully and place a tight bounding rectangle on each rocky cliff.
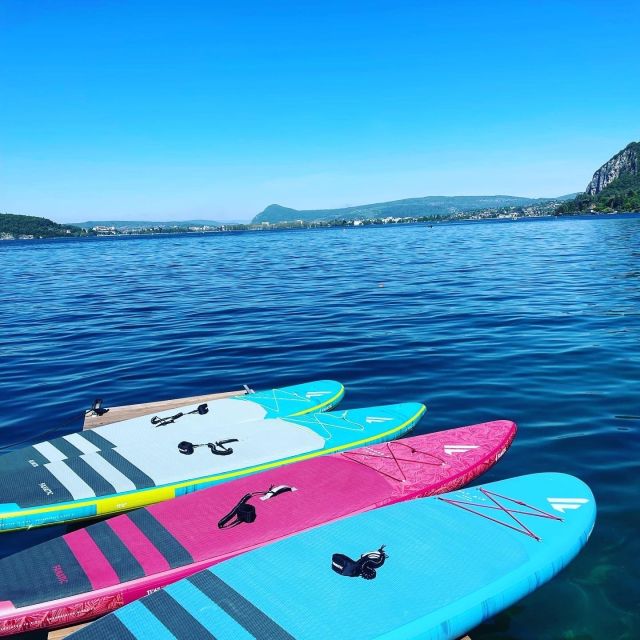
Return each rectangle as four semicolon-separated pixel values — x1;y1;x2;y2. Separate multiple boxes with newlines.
557;141;640;213
586;142;639;196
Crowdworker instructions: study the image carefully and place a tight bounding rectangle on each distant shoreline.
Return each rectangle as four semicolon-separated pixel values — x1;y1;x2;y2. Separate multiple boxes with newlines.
2;211;639;242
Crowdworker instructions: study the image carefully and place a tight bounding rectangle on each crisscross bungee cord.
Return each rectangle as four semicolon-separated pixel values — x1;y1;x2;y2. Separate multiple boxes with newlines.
438;488;562;541
341;441;444;483
239;388;328;414
290;411;368;441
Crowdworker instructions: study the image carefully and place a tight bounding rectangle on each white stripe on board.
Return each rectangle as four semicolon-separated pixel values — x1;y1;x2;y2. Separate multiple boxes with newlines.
45;460;96;500
33;441;68;462
81;453;137;493
63;432;101;455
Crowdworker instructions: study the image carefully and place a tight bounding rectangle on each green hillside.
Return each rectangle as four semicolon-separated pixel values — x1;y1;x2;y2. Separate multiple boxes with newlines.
0;213;85;238
253;195;574;224
557;173;640;213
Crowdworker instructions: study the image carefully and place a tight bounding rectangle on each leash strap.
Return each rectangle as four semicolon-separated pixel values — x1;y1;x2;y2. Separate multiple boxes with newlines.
218;485;295;529
331;545;387;580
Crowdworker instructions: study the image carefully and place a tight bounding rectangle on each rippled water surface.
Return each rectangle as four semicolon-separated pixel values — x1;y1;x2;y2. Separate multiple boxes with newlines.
1;217;639;639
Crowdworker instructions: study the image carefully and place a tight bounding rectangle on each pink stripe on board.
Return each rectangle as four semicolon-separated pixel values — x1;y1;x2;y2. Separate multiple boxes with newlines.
63;529;120;589
106;516;171;575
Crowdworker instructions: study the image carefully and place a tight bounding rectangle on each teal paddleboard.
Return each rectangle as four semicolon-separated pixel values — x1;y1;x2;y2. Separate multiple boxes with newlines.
0;398;424;532
65;473;595;640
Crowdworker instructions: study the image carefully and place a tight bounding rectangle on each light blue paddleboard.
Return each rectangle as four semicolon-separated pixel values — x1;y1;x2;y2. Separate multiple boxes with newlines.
0;380;345;474
0;399;425;532
66;473;595;640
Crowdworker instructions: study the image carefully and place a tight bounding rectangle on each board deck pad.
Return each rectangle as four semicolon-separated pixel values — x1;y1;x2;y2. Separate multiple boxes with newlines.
62;473;595;640
0;420;515;636
0;380;345;474
0;400;423;532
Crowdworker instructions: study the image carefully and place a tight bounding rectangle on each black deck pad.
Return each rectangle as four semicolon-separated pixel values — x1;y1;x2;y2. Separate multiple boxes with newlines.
0;537;91;608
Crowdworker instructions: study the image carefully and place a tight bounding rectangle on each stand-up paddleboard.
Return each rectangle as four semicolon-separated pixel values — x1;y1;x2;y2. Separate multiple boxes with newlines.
64;473;595;640
0;402;424;533
0;420;515;636
0;380;345;473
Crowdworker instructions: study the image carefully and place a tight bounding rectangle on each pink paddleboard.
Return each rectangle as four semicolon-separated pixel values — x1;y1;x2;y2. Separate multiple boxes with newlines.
0;420;515;636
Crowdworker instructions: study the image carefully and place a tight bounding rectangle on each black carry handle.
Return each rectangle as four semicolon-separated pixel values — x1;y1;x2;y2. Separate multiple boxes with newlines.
151;403;209;427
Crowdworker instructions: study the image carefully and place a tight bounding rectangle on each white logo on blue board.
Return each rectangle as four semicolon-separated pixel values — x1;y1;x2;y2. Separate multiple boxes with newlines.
547;498;589;513
365;416;394;424
444;444;479;456
305;391;332;399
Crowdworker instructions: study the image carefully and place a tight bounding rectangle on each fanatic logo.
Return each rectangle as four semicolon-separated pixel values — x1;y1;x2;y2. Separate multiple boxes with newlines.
547;498;589;513
53;564;68;584
39;483;53;496
444;444;479;456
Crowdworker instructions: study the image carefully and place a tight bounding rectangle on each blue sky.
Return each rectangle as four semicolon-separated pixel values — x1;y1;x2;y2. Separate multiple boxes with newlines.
1;1;639;222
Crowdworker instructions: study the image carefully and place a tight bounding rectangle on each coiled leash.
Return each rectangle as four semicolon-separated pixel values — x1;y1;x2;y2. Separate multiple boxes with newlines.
178;438;239;456
151;403;209;427
218;485;295;529
332;545;387;580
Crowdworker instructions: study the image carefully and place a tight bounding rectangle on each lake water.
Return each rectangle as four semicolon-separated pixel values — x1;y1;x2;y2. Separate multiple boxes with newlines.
1;216;639;639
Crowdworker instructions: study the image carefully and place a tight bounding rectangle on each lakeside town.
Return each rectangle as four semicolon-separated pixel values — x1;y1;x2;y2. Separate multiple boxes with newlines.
2;141;639;240
0;197;624;241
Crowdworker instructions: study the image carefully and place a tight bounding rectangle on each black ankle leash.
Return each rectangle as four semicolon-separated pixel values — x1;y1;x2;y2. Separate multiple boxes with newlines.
178;438;238;456
151;403;209;427
218;485;295;529
332;545;388;580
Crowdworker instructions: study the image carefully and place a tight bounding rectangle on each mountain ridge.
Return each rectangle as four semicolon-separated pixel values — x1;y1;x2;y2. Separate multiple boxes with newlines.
252;194;576;224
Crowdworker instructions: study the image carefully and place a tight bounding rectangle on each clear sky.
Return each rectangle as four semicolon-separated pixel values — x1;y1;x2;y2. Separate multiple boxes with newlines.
1;1;639;222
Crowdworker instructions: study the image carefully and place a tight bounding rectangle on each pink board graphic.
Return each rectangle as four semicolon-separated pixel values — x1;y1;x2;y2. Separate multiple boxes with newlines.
0;420;516;636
